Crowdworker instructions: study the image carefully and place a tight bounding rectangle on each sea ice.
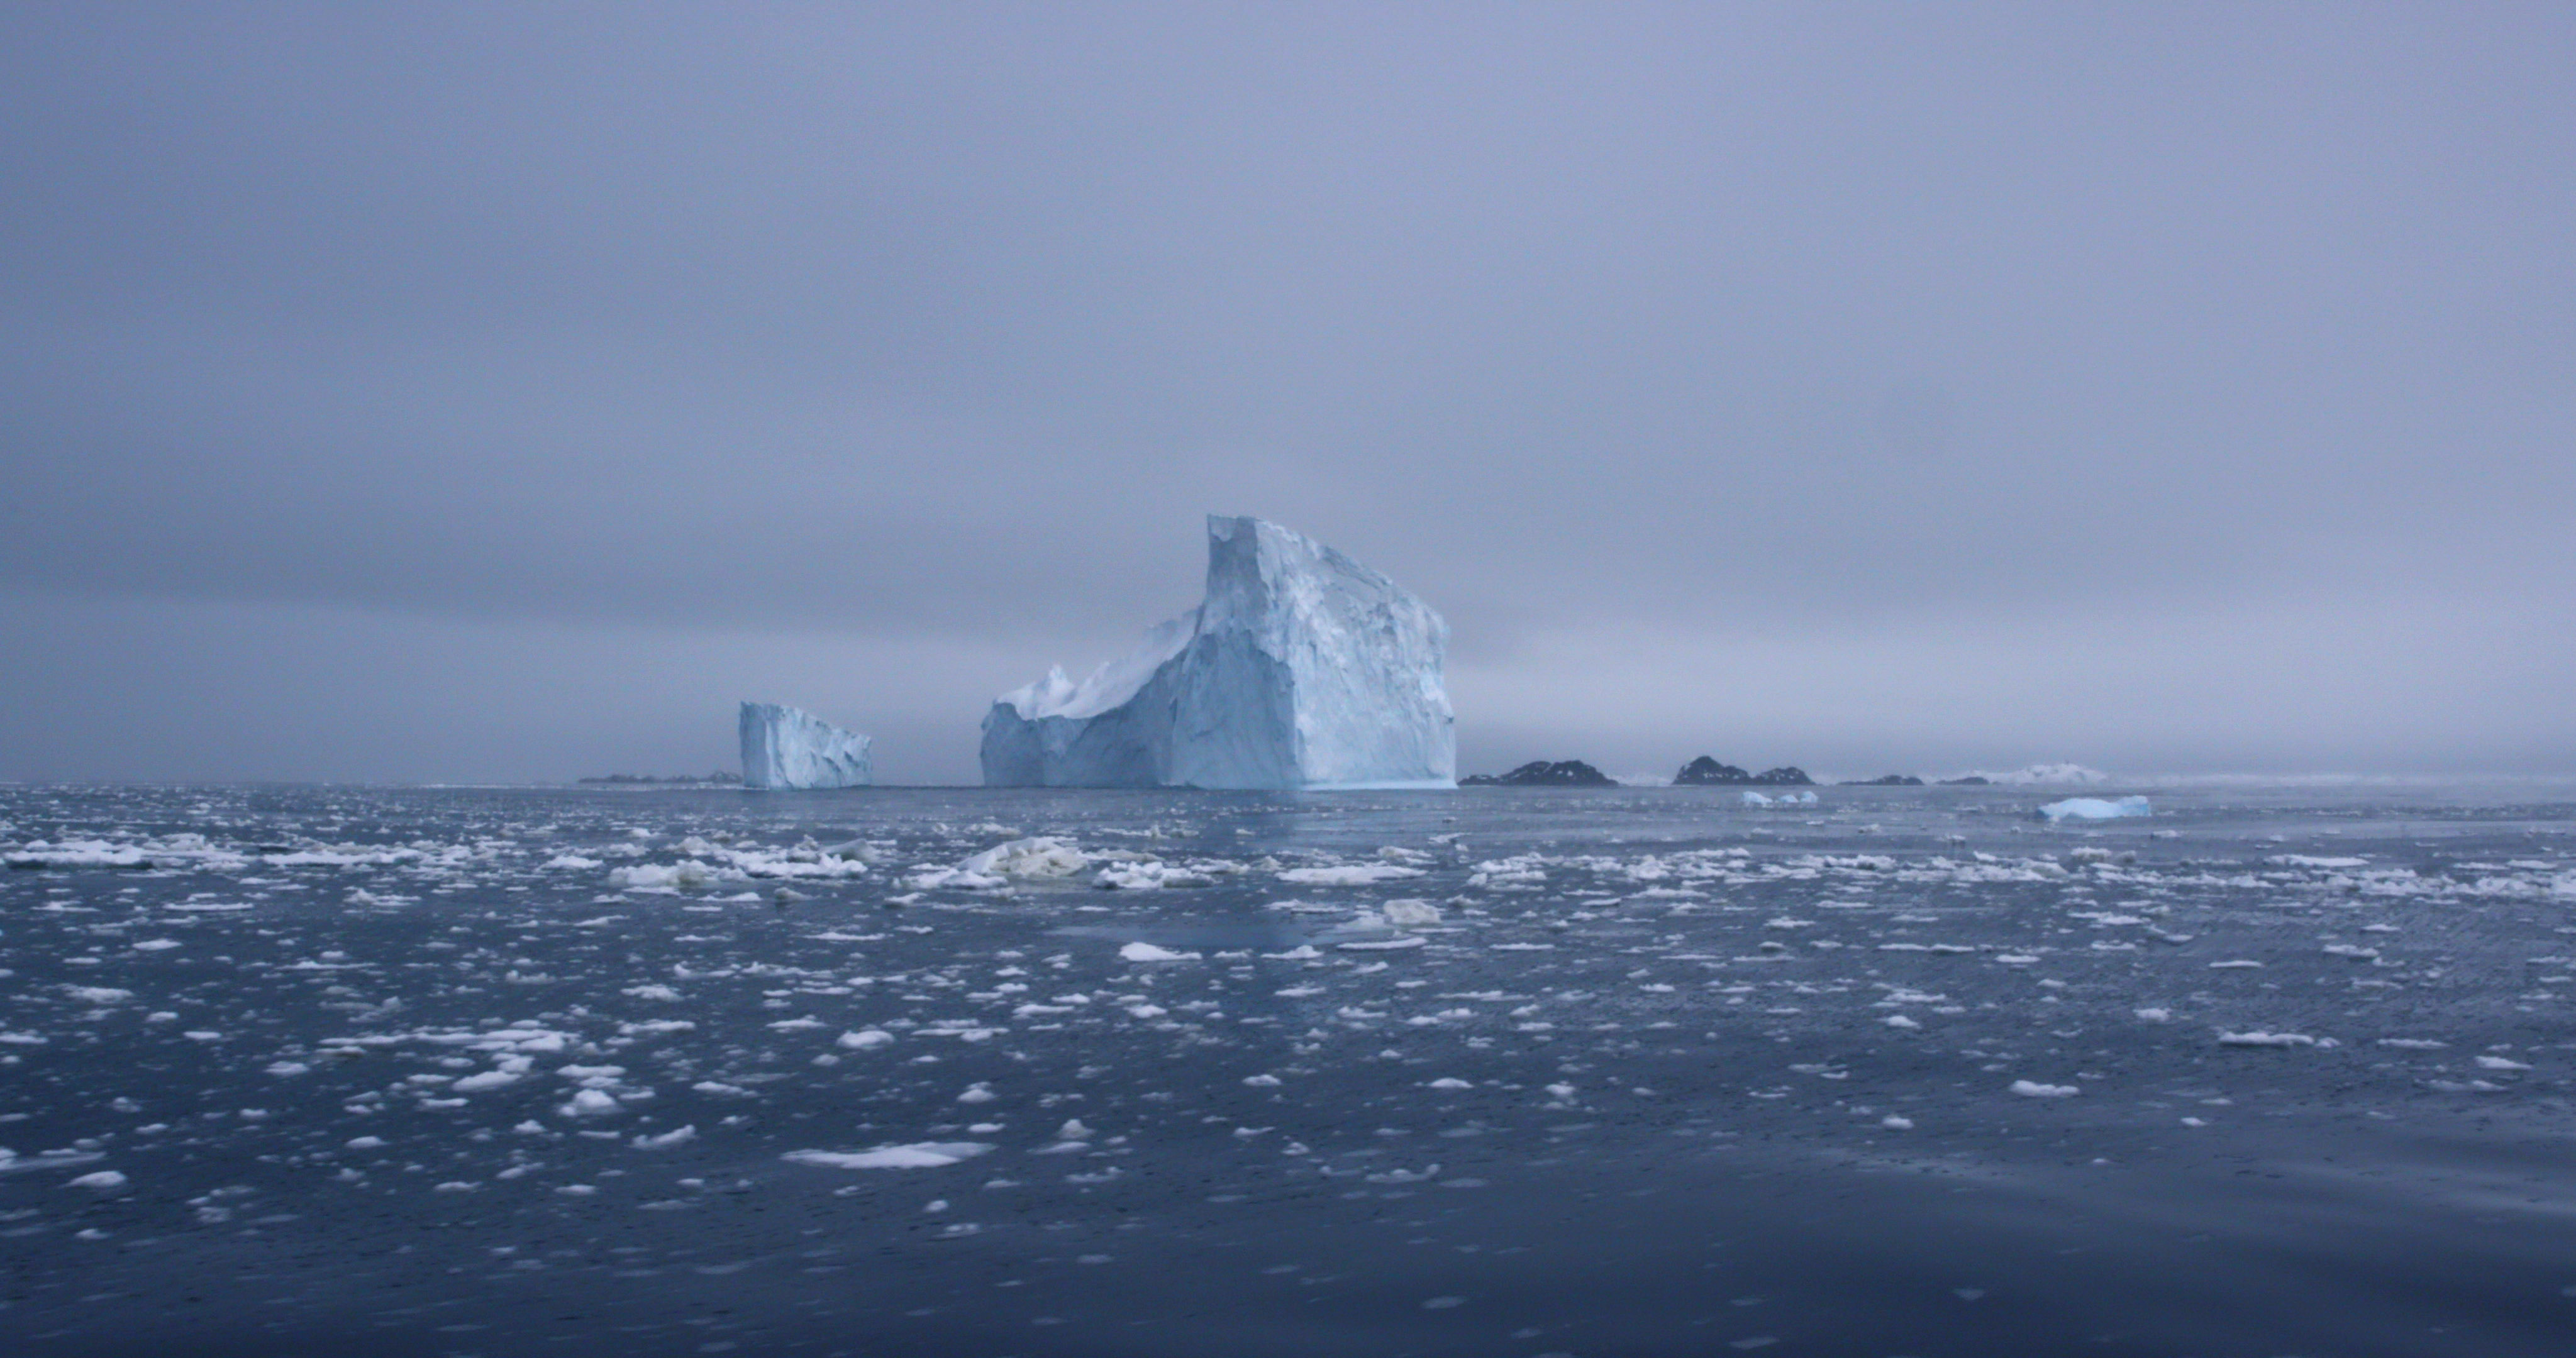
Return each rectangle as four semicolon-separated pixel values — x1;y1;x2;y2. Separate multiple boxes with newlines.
981;516;1455;789
738;702;873;789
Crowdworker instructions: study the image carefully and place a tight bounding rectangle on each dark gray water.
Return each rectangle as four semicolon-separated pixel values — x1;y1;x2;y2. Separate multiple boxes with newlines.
4;781;2575;1356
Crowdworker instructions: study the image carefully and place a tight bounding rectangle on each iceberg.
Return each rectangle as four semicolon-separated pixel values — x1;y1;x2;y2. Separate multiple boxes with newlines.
981;516;1455;790
2036;795;2151;822
738;703;873;789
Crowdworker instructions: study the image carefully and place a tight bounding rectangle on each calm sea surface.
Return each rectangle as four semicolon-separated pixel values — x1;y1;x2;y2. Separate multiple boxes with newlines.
4;781;2574;1357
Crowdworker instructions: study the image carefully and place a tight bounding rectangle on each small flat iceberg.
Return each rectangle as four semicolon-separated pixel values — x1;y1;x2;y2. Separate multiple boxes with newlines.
2036;796;2151;822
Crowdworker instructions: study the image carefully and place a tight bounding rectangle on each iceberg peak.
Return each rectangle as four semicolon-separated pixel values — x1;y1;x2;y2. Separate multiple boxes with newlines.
981;516;1455;790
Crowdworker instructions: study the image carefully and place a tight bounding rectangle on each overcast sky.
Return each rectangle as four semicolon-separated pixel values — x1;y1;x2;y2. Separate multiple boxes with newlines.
3;3;2570;784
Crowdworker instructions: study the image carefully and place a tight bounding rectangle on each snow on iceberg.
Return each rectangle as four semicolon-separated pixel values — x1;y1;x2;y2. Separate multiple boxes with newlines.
981;516;1455;790
739;702;872;789
2036;796;2151;822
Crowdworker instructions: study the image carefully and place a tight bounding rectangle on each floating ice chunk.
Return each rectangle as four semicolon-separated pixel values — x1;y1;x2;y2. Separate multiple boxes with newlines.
1094;859;1214;890
964;837;1090;880
265;1061;311;1077
560;1088;623;1118
2216;1031;2329;1047
2375;1038;2446;1050
451;1069;523;1093
2008;1079;2080;1098
739;702;872;788
1279;863;1426;886
1427;1078;1474;1090
957;1083;997;1103
980;516;1455;790
837;1029;894;1050
1119;942;1201;962
609;862;718;892
67;1170;128;1189
2134;1007;2172;1022
2036;797;2151;822
633;1125;697;1149
1381;900;1442;927
2475;1054;2533;1071
783;1143;994;1169
1880;1115;1914;1129
1882;1014;1921;1029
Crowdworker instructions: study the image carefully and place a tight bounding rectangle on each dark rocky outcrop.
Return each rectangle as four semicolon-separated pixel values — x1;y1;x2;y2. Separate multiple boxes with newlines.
1937;776;1991;786
1674;756;1752;785
1674;756;1814;787
1838;774;1924;787
1461;760;1617;787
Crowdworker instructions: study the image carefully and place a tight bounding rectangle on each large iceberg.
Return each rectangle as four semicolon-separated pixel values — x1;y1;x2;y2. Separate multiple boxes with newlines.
739;703;873;789
980;516;1455;790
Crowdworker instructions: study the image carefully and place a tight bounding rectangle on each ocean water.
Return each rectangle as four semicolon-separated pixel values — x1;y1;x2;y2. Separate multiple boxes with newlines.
3;781;2574;1357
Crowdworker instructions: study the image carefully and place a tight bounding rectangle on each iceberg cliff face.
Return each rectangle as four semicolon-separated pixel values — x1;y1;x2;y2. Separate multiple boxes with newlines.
739;703;873;789
981;516;1454;790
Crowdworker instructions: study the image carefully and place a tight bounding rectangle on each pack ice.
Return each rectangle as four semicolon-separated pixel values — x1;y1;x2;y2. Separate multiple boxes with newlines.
738;702;873;789
981;516;1455;790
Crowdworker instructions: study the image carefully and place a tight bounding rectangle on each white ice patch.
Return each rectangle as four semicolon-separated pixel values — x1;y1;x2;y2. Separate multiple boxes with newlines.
1278;863;1426;886
1380;900;1442;927
782;1143;995;1170
2216;1031;2331;1048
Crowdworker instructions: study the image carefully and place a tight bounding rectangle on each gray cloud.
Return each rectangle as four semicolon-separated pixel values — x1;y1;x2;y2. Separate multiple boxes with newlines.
3;4;2570;781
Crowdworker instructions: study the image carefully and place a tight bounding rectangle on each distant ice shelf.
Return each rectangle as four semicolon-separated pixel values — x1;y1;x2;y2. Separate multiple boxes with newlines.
740;703;873;789
981;516;1455;790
